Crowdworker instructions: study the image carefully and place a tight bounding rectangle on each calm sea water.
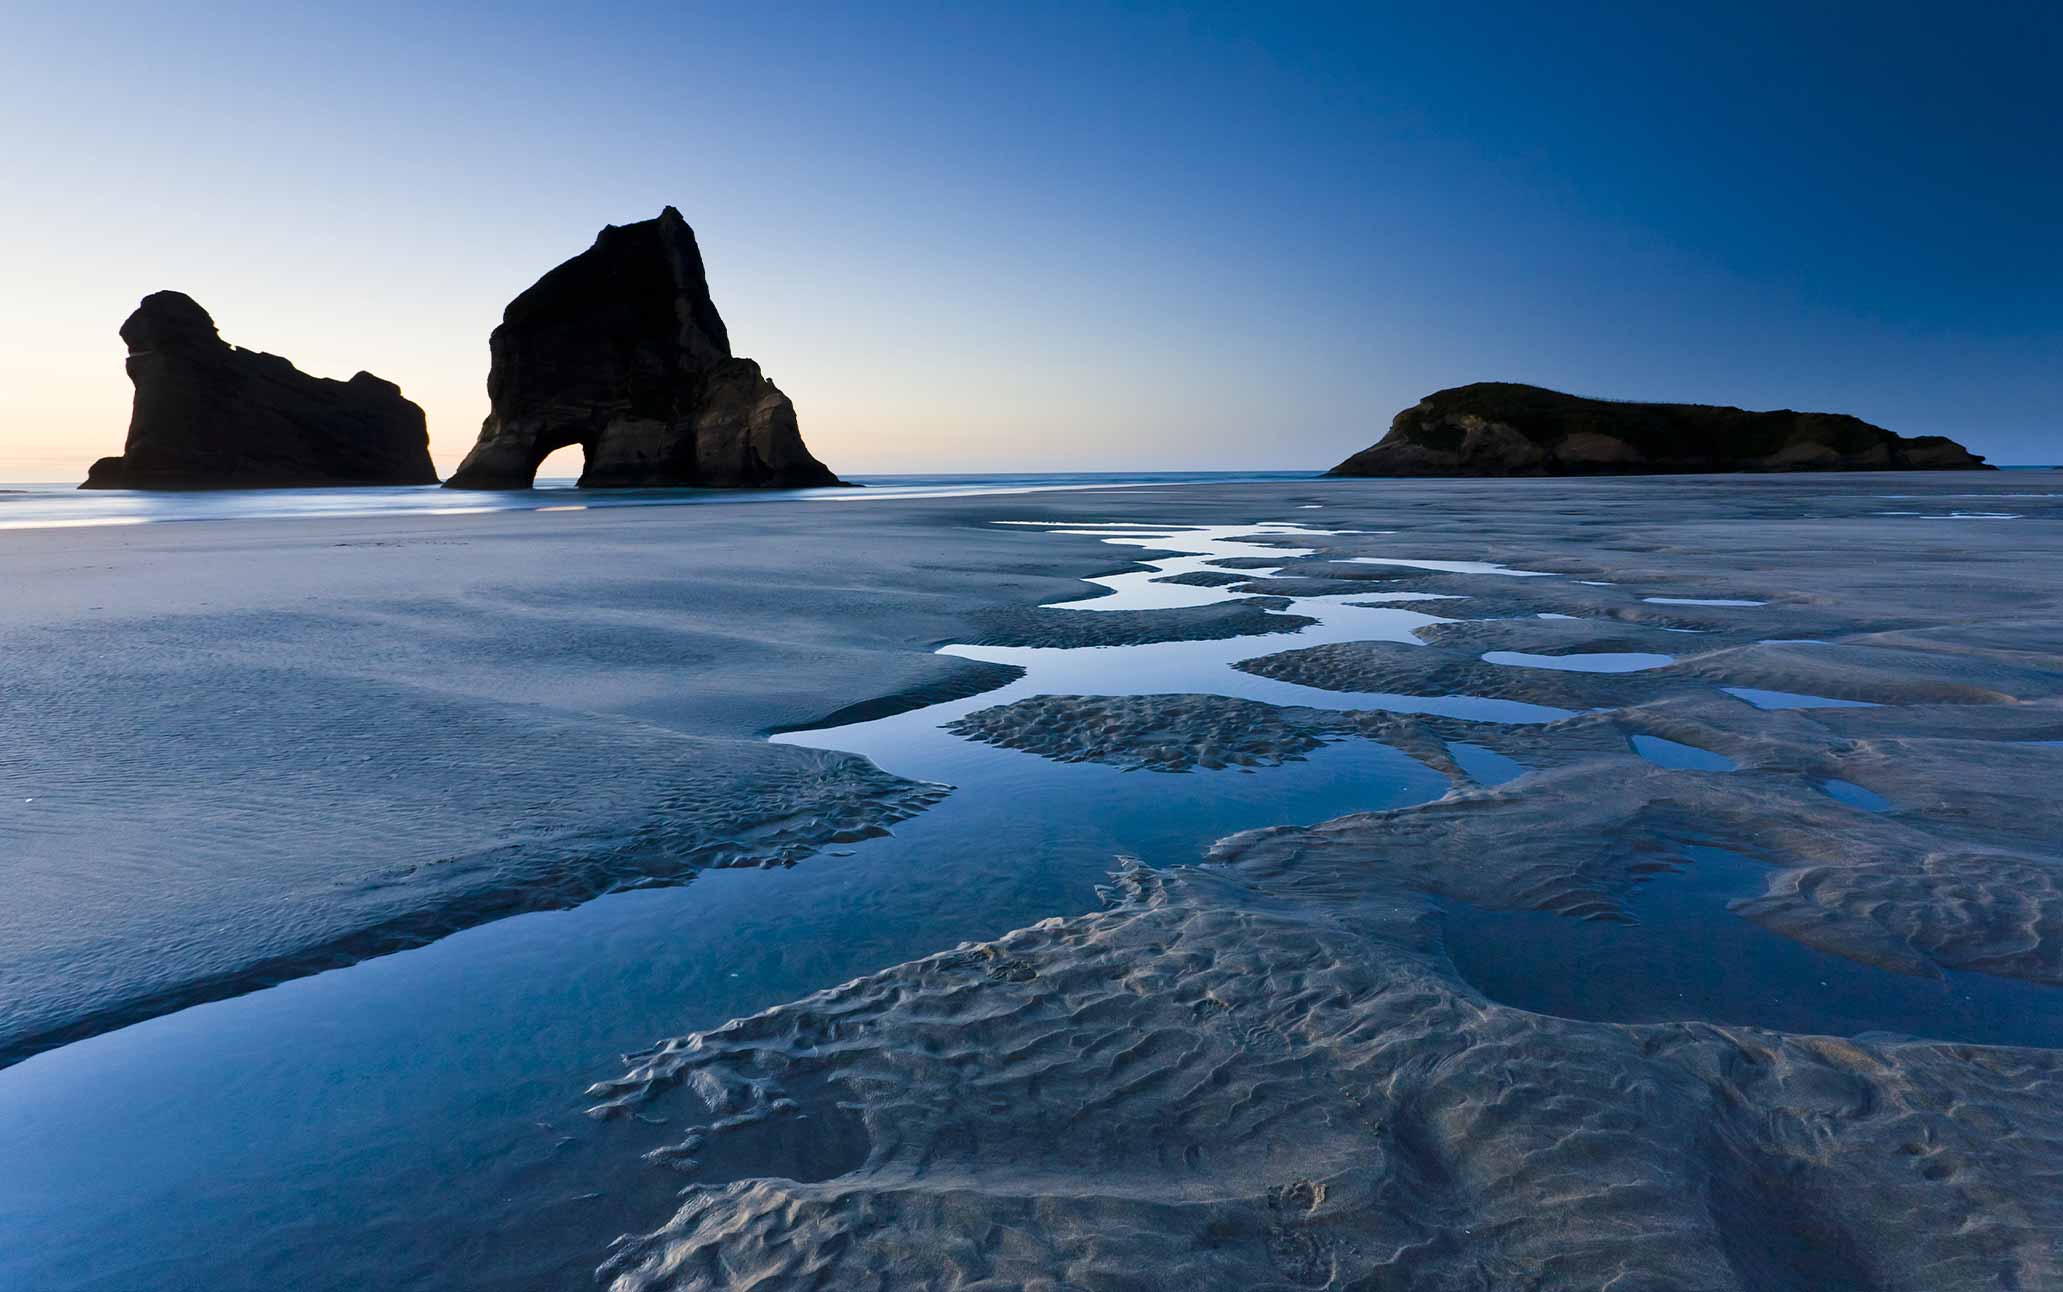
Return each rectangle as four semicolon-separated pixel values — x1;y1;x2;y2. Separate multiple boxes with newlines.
0;472;1323;530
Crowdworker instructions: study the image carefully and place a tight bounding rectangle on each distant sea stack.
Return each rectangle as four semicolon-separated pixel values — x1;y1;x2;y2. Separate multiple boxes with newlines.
444;207;841;490
1329;383;1992;477
82;292;435;490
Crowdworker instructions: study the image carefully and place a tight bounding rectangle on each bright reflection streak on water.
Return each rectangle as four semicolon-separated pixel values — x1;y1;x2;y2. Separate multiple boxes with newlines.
1723;687;1879;710
0;473;1323;531
1482;650;1675;673
798;520;1584;730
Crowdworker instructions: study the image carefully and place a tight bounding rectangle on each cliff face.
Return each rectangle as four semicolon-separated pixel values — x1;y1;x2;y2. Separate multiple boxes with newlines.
1329;383;1992;477
81;292;435;490
444;207;841;490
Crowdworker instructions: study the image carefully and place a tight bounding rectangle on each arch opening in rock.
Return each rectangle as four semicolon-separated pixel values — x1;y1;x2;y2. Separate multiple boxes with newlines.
534;443;588;486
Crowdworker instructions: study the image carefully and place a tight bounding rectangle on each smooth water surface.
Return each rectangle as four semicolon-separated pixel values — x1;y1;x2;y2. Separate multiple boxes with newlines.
1445;846;2063;1048
1723;686;1879;710
1339;556;1557;577
0;473;1319;531
1823;779;1895;812
1482;650;1675;673
1630;734;1738;772
1445;741;1528;787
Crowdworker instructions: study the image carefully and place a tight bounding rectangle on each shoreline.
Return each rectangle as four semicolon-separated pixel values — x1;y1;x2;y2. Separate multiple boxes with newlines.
0;471;1328;532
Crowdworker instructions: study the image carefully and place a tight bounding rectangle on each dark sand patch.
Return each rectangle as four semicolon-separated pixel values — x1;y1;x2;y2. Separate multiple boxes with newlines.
1234;638;1674;710
1269;559;1428;581
945;693;1475;777
1235;575;1426;597
965;601;1316;648
1414;614;1746;654
770;659;1026;734
948;693;1331;771
1154;569;1256;588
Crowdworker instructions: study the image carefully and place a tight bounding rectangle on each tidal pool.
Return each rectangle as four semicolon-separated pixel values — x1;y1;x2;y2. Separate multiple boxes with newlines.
1630;734;1738;772
1340;556;1559;577
1822;779;1895;812
1723;686;1879;710
1444;846;2063;1048
1482;649;1675;673
1445;740;1528;786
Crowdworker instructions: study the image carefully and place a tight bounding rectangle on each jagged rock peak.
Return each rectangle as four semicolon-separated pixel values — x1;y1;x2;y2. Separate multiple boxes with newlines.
82;293;436;490
445;207;842;490
1329;382;1992;477
503;205;731;367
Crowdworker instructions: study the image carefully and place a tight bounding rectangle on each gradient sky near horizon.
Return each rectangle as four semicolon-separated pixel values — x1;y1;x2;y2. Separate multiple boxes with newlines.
2;2;2057;479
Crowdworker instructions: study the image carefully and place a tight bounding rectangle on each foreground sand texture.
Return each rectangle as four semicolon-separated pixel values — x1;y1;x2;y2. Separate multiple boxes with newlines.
3;473;2060;1289
590;861;2061;1290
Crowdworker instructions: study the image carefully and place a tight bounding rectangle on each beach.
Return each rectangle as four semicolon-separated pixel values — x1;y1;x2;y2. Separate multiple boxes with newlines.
3;471;2061;1290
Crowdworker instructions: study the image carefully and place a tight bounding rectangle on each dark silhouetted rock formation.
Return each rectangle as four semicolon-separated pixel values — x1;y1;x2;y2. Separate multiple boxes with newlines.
1329;383;1992;477
82;292;434;490
444;207;841;490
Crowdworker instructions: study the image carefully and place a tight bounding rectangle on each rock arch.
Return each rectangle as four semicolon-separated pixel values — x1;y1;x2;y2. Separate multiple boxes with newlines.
444;208;841;491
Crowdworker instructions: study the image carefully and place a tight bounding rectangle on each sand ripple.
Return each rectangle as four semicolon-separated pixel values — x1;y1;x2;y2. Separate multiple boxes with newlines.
586;852;2063;1290
947;694;1332;772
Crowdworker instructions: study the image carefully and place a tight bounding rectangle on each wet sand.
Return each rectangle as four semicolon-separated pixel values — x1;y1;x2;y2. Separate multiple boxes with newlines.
4;471;2061;1289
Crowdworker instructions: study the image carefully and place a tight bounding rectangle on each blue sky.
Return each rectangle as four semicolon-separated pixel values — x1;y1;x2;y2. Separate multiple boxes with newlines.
2;1;2056;476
